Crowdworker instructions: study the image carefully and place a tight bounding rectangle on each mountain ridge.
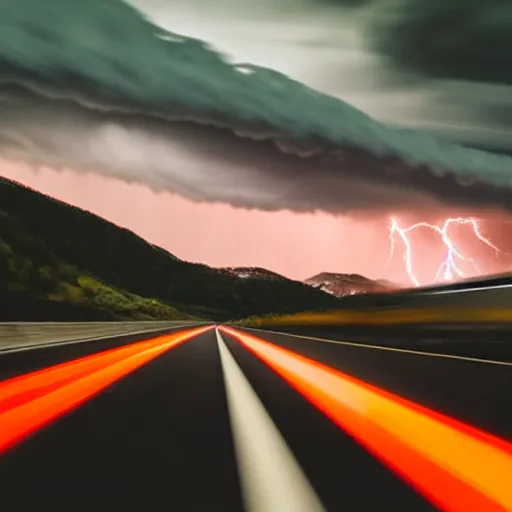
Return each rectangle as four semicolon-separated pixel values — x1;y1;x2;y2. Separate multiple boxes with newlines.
0;176;343;321
304;272;399;297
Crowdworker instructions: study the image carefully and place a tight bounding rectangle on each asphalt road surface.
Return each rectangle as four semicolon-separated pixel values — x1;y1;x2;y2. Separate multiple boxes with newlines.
260;323;512;362
0;325;511;511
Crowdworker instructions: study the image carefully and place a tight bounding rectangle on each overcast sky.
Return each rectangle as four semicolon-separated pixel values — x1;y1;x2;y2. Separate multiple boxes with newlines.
2;0;512;286
131;0;512;152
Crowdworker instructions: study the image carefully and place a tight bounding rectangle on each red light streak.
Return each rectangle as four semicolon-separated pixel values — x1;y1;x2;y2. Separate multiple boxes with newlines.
222;326;512;511
387;217;501;286
0;326;211;455
0;335;186;412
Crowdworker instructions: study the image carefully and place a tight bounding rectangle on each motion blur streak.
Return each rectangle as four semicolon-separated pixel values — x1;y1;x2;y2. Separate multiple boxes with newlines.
0;330;196;412
0;326;211;455
222;327;512;511
216;330;325;512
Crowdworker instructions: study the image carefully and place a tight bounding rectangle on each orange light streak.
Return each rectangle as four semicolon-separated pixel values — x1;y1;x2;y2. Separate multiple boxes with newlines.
0;333;191;412
222;327;512;511
0;325;211;454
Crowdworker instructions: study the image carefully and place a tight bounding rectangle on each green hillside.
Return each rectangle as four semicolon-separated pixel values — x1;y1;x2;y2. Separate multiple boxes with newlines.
0;177;342;321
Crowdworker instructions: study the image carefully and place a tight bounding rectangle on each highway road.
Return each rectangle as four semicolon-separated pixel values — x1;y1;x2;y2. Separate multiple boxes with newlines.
0;324;511;511
260;323;512;362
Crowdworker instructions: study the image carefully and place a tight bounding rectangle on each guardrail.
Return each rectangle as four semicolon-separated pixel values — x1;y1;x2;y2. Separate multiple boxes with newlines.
412;274;512;294
0;321;198;351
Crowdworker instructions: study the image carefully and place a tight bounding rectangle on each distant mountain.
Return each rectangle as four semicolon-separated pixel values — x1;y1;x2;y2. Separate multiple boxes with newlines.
221;267;289;282
304;272;398;297
0;177;343;321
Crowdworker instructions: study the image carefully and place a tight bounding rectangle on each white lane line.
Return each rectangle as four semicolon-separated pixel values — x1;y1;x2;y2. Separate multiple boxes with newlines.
240;327;512;367
216;329;325;512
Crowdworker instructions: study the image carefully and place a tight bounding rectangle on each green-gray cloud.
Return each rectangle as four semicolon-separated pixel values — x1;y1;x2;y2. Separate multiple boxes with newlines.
317;0;374;6
369;0;512;85
1;0;512;215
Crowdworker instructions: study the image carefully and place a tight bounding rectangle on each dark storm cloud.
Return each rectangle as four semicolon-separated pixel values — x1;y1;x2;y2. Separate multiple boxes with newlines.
368;0;512;86
1;0;512;215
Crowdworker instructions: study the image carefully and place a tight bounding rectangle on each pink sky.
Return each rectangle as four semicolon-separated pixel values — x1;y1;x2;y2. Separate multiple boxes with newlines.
1;160;508;285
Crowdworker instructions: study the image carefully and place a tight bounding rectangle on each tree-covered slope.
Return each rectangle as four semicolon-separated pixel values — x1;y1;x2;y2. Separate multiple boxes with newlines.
0;177;342;321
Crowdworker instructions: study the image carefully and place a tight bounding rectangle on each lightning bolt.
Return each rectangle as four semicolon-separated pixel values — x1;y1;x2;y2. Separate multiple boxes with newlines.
387;217;501;287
